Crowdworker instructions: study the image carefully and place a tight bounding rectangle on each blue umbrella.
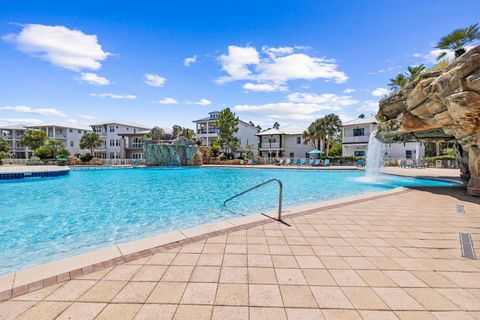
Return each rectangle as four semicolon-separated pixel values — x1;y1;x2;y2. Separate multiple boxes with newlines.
308;149;323;154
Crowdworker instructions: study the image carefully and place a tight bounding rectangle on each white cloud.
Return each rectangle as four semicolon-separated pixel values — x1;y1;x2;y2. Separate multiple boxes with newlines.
156;97;178;105
371;88;389;97
79;114;95;120
216;45;347;91
234;92;357;121
184;55;197;66
343;88;356;94
195;99;211;106
358;100;379;113
90;93;136;100
412;49;454;64
243;82;287;92
144;73;166;87
367;66;396;75
0;105;66;117
0;118;43;125
79;72;110;86
3;24;110;71
216;46;260;84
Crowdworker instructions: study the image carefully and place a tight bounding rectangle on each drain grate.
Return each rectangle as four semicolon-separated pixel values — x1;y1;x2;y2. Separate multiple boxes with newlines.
459;233;477;259
456;204;465;214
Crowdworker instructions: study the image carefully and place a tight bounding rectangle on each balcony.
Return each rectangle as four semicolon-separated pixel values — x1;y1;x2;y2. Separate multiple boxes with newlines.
259;142;282;150
343;135;369;143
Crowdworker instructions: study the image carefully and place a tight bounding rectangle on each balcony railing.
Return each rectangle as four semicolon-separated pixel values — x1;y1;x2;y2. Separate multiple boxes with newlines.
259;142;281;149
343;135;369;143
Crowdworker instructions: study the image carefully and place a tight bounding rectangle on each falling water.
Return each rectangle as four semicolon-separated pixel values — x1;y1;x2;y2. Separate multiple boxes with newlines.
365;130;386;177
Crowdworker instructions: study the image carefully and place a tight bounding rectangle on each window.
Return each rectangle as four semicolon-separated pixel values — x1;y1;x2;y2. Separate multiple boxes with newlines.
132;153;143;160
296;137;301;144
353;128;364;136
70;141;74;147
110;152;115;159
109;125;115;132
110;139;114;146
406;150;413;159
115;140;119;146
69;129;73;133
354;150;365;157
78;130;81;134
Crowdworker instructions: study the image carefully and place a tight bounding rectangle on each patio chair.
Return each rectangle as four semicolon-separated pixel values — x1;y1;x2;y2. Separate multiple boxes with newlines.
357;159;364;167
274;158;284;165
312;159;320;166
283;158;291;165
290;159;298;165
299;159;306;166
308;159;314;165
323;159;330;166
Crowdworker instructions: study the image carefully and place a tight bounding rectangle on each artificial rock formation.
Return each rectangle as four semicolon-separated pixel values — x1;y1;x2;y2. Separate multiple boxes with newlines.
377;45;480;196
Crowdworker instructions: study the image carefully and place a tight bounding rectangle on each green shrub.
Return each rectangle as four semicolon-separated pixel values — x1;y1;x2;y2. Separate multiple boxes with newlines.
26;156;43;165
80;153;93;162
34;147;53;160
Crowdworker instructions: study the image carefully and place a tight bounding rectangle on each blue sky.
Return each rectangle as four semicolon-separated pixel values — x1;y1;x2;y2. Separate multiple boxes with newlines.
0;1;479;129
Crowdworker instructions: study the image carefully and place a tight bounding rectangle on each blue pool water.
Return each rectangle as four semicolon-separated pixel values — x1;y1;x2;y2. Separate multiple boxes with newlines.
0;167;456;274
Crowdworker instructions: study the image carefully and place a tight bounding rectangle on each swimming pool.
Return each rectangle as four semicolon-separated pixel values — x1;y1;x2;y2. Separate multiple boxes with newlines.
0;167;456;274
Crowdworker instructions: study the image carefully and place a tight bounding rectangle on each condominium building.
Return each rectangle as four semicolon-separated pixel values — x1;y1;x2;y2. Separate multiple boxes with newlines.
342;116;424;160
257;124;314;159
193;111;259;152
0;125;32;159
27;122;92;156
90;120;150;159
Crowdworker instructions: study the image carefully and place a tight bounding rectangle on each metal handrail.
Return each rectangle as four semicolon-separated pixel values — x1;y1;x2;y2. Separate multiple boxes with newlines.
223;178;283;221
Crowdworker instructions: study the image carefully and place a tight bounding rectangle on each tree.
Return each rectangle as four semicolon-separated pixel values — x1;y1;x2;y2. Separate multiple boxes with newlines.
436;23;480;60
44;138;69;159
20;129;47;150
210;138;221;156
0;137;10;160
405;64;426;80
80;132;103;154
302;119;323;150
34;147;52;160
215;108;239;152
388;74;409;91
172;125;183;139
320;114;342;157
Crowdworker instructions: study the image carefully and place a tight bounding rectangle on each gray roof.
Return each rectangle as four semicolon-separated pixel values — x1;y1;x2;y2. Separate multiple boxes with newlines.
342;116;377;126
0;124;27;130
90;119;149;129
257;124;306;136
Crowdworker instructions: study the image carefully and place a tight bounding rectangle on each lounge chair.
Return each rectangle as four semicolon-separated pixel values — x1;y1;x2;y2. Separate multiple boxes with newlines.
357;159;364;167
299;159;306;166
290;159;298;165
312;159;320;166
274;158;284;165
322;159;330;166
308;159;314;166
283;158;291;165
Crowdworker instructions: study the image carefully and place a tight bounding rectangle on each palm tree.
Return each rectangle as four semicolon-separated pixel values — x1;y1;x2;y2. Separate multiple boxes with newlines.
388;74;409;91
80;132;103;155
302;119;323;150
436;23;480;60
405;64;426;79
321;114;342;157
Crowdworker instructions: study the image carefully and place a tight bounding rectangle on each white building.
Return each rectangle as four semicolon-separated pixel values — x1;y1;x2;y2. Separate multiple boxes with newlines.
342;116;424;160
90;120;150;159
193;111;259;152
0;125;33;159
27;122;92;156
257;124;314;159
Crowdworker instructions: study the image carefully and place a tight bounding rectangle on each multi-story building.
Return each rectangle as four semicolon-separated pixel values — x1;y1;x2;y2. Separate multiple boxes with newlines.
257;124;314;159
193;111;259;152
0;125;32;159
342;116;424;160
27;122;92;156
90;120;150;159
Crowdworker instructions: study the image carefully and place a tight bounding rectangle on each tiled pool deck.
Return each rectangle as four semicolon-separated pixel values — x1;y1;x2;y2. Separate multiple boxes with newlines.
0;180;479;319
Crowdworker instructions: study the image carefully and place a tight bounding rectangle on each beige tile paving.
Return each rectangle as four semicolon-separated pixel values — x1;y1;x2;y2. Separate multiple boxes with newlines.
2;187;480;319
